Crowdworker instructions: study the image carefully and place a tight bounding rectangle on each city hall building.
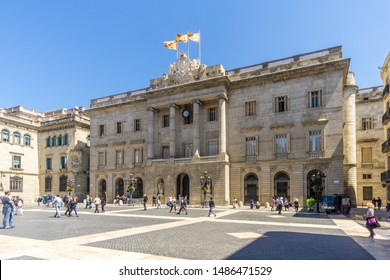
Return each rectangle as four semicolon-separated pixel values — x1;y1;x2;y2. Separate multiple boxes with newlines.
87;46;374;206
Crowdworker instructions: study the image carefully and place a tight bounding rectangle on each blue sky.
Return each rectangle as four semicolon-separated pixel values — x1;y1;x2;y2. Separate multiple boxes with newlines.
0;0;389;112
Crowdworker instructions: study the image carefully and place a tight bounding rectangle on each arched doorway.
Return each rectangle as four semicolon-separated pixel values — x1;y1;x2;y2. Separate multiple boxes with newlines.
99;179;107;197
115;178;125;196
244;173;259;204
274;172;290;201
307;169;326;199
176;173;190;202
134;177;143;198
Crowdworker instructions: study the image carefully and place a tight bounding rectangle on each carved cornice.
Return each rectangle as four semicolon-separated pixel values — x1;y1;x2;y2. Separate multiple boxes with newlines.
240;127;262;134
270;123;294;130
357;138;379;143
302;119;329;126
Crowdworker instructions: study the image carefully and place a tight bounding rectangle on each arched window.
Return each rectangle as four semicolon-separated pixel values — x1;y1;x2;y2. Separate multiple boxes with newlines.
274;172;290;202
58;135;62;146
13;132;21;145
2;130;10;142
59;175;68;192
23;134;31;146
46;137;51;147
63;134;68;145
52;136;57;147
244;173;259;204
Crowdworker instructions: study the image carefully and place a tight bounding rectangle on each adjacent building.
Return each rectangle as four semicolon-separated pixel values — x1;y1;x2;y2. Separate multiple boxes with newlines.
0;106;90;203
381;52;390;200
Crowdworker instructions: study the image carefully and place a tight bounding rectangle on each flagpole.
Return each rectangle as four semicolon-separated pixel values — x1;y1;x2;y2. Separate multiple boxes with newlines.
199;30;201;64
187;30;190;59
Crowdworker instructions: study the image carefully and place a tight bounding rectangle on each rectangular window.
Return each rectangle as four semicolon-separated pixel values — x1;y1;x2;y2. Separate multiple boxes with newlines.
361;147;373;164
99;125;105;136
116;150;123;165
46;137;51;147
362;117;373;130
362;174;372;179
309;130;322;151
45;177;52;192
184;144;193;158
135;119;141;131
51;136;57;147
162;115;170;128
308;90;322;108
10;176;23;192
12;155;21;169
46;158;52;170
245;101;256;116
116;122;122;134
208;141;218;156
13;133;21;145
98;152;105;166
275;96;288;112
162;145;170;159
275;134;288;159
134;148;142;163
208;107;217;122
23;135;31;146
363;186;373;201
245;137;257;156
60;156;67;169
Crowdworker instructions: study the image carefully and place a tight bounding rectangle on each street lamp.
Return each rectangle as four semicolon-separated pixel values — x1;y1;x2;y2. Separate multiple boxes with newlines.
200;171;211;208
125;174;138;198
311;171;326;213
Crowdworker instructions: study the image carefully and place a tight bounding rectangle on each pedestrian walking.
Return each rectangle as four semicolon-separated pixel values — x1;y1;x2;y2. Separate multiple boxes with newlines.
101;193;106;213
365;202;379;238
377;197;382;210
143;194;148;210
67;196;79;217
52;195;63;218
93;196;101;213
156;196;162;209
293;199;300;213
168;196;176;213
177;195;188;215
2;191;15;229
271;197;276;211
152;194;157;207
36;195;43;207
372;198;377;209
207;197;217;217
15;196;24;216
250;199;254;209
386;199;390;221
277;197;283;215
85;195;92;209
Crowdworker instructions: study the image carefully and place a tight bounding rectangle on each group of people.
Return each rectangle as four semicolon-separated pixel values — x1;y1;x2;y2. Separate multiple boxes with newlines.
270;197;300;214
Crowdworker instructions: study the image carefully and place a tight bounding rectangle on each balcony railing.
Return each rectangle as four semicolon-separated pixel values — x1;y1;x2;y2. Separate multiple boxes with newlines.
383;108;390;125
383;83;389;98
381;170;390;182
382;138;390;153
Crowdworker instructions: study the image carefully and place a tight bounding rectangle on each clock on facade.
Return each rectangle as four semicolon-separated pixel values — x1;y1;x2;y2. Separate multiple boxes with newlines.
182;110;190;118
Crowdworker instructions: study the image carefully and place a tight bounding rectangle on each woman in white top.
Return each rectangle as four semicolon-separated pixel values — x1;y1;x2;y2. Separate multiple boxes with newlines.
365;202;376;238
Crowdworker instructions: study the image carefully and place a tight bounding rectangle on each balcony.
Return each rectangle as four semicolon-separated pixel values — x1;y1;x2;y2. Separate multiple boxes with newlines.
383;108;390;125
383;83;389;98
381;170;390;182
382;138;390;153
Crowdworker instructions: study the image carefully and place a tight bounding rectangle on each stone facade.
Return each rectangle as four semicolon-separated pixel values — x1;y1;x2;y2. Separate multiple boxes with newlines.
0;106;90;204
88;46;362;206
380;52;390;201
355;87;386;206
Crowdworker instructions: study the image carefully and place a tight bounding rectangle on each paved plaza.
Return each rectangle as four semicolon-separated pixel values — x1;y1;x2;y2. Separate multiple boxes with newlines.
1;203;390;260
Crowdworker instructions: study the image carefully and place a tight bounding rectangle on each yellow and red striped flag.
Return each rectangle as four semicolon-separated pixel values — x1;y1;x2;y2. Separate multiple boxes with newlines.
164;40;177;50
188;32;200;43
176;33;188;44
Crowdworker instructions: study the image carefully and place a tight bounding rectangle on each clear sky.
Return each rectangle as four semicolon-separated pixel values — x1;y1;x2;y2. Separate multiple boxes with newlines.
0;0;389;112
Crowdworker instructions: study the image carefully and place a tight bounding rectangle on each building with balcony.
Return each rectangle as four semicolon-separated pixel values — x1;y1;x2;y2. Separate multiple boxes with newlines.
0;106;90;203
87;46;362;206
355;87;386;206
381;52;390;200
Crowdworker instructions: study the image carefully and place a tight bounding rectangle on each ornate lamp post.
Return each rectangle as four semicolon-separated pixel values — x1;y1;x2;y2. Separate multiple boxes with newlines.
200;171;211;208
125;174;138;198
66;179;75;196
311;171;326;213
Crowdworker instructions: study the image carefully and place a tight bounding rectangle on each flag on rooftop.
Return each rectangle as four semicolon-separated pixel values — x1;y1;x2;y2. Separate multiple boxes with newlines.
188;32;200;43
176;33;188;44
164;40;177;50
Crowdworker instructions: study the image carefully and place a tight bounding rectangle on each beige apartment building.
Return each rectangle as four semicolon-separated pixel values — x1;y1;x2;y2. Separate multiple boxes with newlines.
87;46;367;206
0;106;90;203
355;87;387;206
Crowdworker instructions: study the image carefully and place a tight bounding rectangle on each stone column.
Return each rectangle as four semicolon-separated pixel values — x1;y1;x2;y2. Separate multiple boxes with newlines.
193;100;201;155
343;72;358;206
169;104;177;158
147;108;155;159
219;93;228;155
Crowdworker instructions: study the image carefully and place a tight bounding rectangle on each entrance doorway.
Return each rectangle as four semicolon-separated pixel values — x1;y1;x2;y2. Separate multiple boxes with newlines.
274;172;290;201
176;173;190;202
244;173;259;204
